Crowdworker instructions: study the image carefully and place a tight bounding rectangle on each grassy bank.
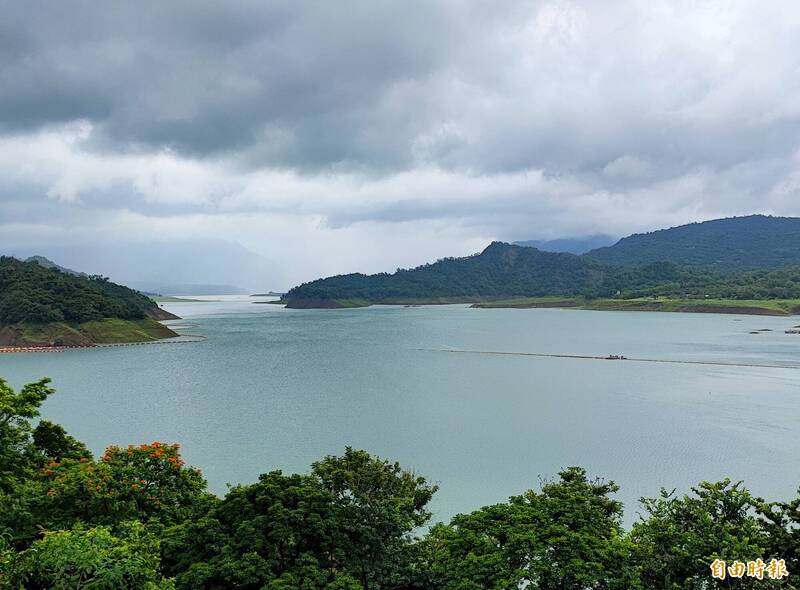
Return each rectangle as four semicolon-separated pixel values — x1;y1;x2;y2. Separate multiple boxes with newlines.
472;296;800;315
0;318;179;347
280;295;800;315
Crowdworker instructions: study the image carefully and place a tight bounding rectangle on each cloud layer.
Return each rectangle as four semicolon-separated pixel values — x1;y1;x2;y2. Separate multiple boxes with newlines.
3;1;800;287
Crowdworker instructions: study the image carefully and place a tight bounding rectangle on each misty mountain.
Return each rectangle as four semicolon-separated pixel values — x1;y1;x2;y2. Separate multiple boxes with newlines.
128;282;250;296
13;255;248;295
7;239;279;293
23;255;86;277
514;235;616;255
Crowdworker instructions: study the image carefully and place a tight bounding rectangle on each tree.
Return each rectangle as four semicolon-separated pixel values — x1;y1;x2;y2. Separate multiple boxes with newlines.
427;467;635;590
162;470;353;589
311;447;437;590
164;448;437;590
34;442;211;531
629;480;781;589
760;487;800;582
33;420;92;463
0;377;54;491
0;377;56;547
6;521;175;589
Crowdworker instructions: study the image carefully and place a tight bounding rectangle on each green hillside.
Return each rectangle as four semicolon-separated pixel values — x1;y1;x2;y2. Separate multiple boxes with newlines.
584;214;800;271
282;216;800;309
284;243;609;306
0;256;179;346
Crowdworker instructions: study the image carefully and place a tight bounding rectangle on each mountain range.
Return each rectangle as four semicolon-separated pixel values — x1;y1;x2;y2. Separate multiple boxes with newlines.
283;215;800;307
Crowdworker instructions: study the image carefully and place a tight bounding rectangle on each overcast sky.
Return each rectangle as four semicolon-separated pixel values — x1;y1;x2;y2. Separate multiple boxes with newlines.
3;1;800;290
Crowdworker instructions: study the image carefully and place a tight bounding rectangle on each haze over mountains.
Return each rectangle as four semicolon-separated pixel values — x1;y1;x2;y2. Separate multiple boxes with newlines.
8;240;278;295
22;256;85;277
513;235;616;255
284;215;800;306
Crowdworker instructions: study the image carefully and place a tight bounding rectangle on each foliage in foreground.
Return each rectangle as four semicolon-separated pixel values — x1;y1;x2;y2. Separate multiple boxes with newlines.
1;376;798;589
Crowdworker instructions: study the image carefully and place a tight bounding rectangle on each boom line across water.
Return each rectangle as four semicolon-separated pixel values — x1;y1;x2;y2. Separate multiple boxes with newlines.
419;348;800;371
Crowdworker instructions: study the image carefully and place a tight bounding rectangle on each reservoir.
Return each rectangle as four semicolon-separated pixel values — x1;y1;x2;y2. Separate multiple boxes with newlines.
2;297;799;524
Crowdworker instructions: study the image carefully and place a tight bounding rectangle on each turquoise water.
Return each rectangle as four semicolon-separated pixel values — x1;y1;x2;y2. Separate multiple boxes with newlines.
2;298;800;525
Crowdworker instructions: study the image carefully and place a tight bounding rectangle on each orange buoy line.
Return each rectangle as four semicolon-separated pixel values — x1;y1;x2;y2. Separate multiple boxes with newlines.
0;346;71;353
0;335;207;353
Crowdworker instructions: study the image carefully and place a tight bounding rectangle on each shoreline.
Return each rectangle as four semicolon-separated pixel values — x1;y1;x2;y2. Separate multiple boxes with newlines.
279;296;800;316
0;317;183;349
471;297;800;316
0;334;207;353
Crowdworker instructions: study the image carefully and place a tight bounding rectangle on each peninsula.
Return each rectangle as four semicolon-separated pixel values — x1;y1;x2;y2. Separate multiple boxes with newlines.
0;256;180;347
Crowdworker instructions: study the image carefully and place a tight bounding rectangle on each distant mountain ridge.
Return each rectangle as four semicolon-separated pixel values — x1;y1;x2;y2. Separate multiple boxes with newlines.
584;215;800;271
514;235;616;255
23;255;86;277
282;215;800;307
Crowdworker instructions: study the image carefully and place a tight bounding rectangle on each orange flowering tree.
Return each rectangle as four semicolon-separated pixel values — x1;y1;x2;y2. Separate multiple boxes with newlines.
37;441;211;529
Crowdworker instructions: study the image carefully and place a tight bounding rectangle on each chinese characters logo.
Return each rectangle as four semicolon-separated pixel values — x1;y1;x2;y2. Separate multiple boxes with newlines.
710;558;789;580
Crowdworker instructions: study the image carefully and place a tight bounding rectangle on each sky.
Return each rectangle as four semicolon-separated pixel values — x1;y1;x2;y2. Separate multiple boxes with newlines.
2;1;800;291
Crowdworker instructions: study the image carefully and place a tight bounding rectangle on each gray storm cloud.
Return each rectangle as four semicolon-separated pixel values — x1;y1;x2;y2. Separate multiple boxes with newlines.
1;0;800;287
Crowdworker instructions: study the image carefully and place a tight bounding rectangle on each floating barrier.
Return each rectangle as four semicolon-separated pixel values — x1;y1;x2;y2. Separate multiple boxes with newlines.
0;335;206;353
0;346;71;353
421;347;800;371
96;335;206;347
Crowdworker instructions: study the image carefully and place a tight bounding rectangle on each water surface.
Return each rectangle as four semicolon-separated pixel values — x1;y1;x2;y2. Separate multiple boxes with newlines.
2;298;799;524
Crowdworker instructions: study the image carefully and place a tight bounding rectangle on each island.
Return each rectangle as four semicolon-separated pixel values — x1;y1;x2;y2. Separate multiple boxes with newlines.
0;256;180;348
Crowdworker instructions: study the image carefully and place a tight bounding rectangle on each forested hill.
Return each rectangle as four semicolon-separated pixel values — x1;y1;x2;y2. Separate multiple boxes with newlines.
0;256;174;324
584;215;800;271
283;242;610;306
283;224;800;307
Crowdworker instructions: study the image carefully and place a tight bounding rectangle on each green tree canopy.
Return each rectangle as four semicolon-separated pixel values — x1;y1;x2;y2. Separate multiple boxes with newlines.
427;467;635;590
629;480;781;589
163;447;437;590
7;522;175;590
